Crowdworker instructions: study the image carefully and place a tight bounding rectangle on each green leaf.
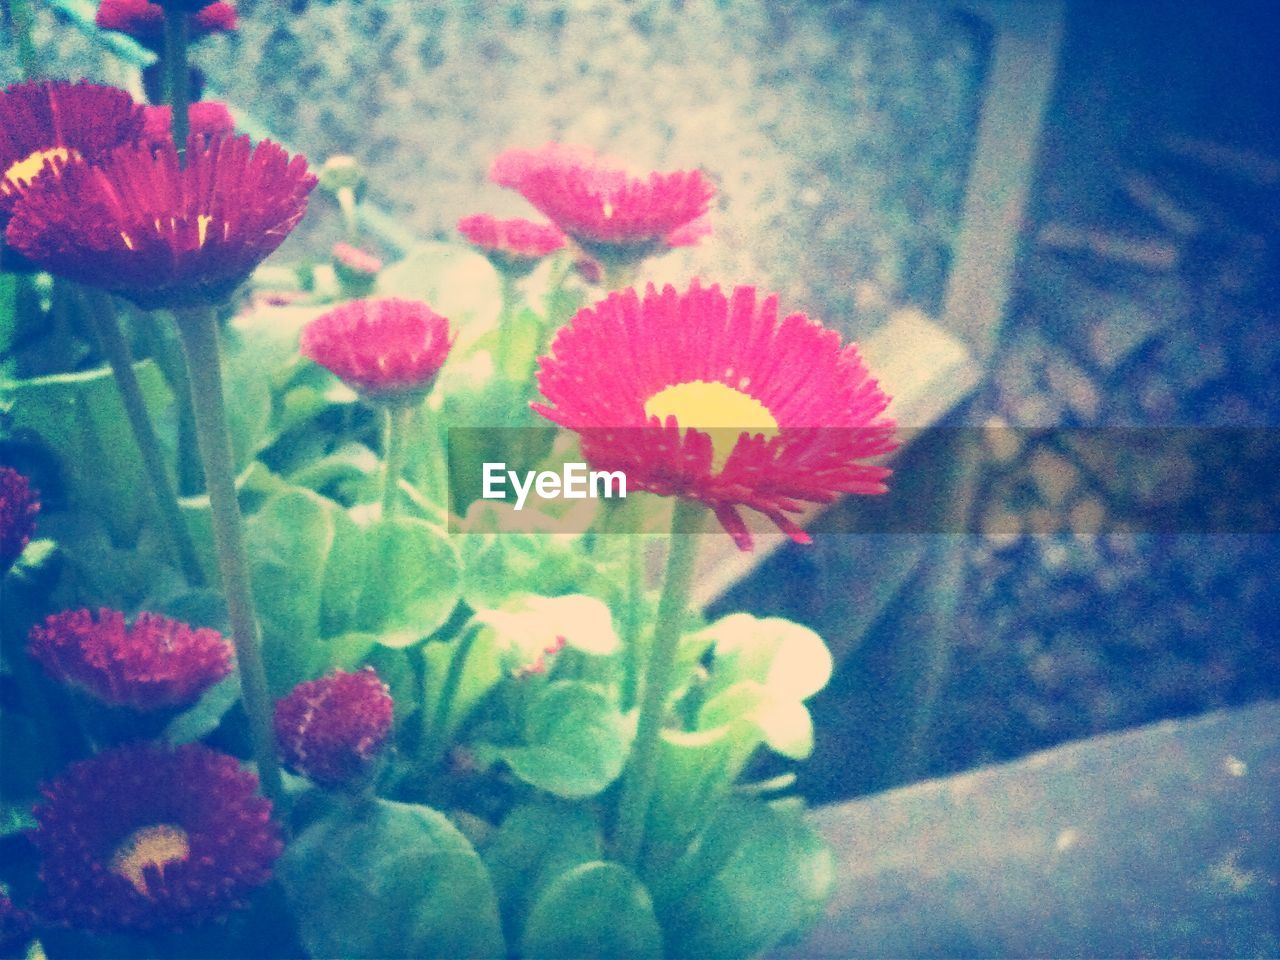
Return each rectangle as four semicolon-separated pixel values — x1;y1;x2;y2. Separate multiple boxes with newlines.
659;799;834;959
699;681;815;760
460;525;611;612
219;335;273;473
521;862;662;960
645;724;764;852
377;243;503;353
4;360;172;543
421;628;502;745
287;442;379;500
483;800;603;946
699;613;833;702
278;798;504;960
163;675;240;744
492;681;631;799
318;504;367;638
357;517;461;646
246;489;337;690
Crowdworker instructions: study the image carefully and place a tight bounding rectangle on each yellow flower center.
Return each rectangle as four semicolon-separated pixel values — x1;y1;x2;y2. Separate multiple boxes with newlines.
109;824;191;898
2;146;77;190
644;379;779;470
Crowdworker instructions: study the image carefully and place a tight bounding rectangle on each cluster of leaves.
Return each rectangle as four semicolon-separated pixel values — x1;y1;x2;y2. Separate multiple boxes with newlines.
1;243;834;958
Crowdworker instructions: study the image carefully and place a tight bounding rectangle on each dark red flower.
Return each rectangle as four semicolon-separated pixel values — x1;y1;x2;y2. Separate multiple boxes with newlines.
0;465;39;572
29;608;234;710
0;80;145;226
274;667;393;788
299;297;453;403
533;281;896;550
32;743;281;932
140;101;235;149
490;143;715;265
5;134;316;310
96;0;237;48
457;213;566;276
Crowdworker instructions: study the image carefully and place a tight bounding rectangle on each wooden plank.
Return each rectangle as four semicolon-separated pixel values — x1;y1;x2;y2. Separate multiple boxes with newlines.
941;0;1067;363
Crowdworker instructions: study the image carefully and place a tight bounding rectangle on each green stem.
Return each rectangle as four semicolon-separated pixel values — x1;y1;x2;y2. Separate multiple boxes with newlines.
336;186;359;242
380;404;411;519
421;623;480;770
619;501;646;712
614;498;703;867
495;272;519;383
163;8;189;164
175;305;282;807
81;290;204;586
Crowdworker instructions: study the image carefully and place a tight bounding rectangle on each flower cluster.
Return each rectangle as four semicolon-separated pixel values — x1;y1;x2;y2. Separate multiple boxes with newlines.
274;667;394;788
95;0;237;49
0;465;40;572
534;280;896;549
6;133;317;309
32;743;281;931
300;297;453;403
457;213;566;276
491;143;715;266
29;608;234;711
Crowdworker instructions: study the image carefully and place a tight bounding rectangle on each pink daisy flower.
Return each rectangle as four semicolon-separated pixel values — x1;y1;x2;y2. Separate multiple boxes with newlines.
457;213;566;276
533;281;897;550
299;297;453;404
5;134;316;309
490;143;715;265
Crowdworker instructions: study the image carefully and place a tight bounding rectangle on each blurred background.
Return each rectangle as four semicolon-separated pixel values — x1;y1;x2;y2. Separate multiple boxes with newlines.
13;0;1280;805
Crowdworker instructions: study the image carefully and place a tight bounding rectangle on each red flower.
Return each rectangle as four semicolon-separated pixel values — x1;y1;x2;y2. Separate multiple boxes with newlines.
490;143;715;265
96;0;237;48
0;465;39;572
32;743;281;931
5;134;316;310
274;667;394;788
29;608;234;711
331;241;382;276
0;80;145;226
457;213;566;275
533;281;896;550
299;297;453;403
140;101;235;149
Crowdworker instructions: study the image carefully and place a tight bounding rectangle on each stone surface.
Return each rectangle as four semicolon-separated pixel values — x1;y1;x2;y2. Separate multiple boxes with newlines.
785;701;1280;959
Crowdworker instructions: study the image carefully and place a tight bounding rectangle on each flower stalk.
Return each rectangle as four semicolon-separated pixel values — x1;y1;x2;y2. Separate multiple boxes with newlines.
81;289;204;585
163;6;190;163
614;497;703;867
174;304;282;806
380;403;412;519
